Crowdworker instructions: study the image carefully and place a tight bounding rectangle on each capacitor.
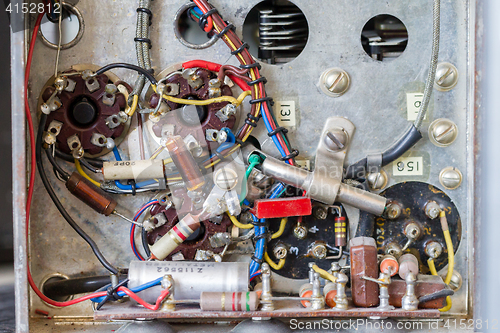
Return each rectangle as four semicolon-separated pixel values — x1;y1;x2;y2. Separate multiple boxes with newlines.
128;261;249;302
149;214;200;260
349;236;379;307
299;283;313;308
398;253;419;280
200;292;259;311
102;159;164;181
165;135;205;191
380;255;399;276
323;282;337;308
65;172;117;216
334;215;348;247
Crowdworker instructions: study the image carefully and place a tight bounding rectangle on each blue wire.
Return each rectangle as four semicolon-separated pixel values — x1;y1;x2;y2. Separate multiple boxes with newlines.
260;105;291;164
112;147;158;190
130;200;159;260
192;6;203;15
222;128;236;143
90;277;163;303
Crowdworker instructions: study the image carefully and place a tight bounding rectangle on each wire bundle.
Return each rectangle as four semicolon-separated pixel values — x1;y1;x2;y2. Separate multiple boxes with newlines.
188;0;298;166
130;199;159;260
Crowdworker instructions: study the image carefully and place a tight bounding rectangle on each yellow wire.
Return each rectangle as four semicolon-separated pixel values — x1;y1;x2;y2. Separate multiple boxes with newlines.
428;258;452;312
426;211;455;312
228;213;253;229
312;264;337;283
151;85;251;107
264;252;285;270
74;159;101;188
150;146;165;160
271;218;288;239
126;95;139;116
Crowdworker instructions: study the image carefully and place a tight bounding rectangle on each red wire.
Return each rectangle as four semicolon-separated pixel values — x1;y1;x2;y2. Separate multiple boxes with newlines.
24;11;166;309
182;60;251;91
193;0;213;32
130;224;145;261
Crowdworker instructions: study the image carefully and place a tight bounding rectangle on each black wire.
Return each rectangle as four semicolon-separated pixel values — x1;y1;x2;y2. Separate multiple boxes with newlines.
141;228;151;258
95;63;158;85
80;157;101;173
418;288;454;303
45;148;70;181
36;114;118;275
54;148;104;168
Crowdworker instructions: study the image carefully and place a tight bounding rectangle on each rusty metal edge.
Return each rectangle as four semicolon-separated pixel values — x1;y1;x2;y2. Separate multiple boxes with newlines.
94;307;441;321
472;0;483;323
11;2;29;333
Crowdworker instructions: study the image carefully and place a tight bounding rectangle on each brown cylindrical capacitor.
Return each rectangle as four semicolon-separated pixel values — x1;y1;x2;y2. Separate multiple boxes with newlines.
334;216;348;247
349;236;379;307
66;172;117;216
200;292;259;311
165;135;205;191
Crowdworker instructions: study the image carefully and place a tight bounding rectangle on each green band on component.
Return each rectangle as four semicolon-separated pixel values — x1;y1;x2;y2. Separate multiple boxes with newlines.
246;292;250;311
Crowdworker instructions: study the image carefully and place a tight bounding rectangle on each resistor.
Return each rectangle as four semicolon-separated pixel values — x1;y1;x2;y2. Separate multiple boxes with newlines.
149;214;200;260
200;292;259;311
65;172;117;216
165;136;205;191
380;254;399;277
334;215;348;247
398;253;419;280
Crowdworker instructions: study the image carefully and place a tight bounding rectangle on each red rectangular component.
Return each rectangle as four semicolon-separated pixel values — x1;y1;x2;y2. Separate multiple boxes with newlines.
252;197;312;219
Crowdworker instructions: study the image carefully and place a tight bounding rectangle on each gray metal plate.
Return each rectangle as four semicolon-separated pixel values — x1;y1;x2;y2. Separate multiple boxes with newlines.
18;0;476;327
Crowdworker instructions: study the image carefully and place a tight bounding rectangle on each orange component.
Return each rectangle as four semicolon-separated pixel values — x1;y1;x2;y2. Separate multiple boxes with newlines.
165;136;205;191
325;289;337;308
253;197;312;219
380;255;399;276
300;289;313;308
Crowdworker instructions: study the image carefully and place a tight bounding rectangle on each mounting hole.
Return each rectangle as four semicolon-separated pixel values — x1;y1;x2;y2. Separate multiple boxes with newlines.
243;0;309;65
40;273;73;303
361;14;408;61
174;3;218;49
39;2;84;50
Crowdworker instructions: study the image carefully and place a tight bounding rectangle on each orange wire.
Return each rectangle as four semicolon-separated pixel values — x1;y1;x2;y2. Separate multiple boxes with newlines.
193;0;213;32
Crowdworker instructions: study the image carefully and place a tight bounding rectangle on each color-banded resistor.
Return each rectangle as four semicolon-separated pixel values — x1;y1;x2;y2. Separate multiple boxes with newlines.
150;214;200;260
380;254;399;277
200;292;259;311
334;216;347;247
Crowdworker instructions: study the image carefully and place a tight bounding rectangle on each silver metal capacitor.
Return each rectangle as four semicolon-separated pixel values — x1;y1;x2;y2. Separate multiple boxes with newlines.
128;261;249;302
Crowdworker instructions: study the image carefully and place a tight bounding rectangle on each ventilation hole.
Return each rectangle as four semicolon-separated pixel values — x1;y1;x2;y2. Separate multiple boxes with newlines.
361;14;408;61
243;0;309;65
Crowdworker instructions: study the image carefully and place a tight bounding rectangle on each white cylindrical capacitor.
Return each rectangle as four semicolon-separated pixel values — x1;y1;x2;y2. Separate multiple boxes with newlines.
398;253;419;280
102;160;164;181
128;261;249;302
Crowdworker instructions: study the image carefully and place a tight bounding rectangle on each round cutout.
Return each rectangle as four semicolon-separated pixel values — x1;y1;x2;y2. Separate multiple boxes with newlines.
174;3;218;49
39;2;84;49
243;0;309;65
361;14;408;61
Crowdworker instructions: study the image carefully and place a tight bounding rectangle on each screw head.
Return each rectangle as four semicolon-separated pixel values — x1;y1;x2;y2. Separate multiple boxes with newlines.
213;167;238;191
425;241;443;259
367;170;388;190
429;118;458;147
324;128;348;151
404;222;421;240
312;244;327;259
424;201;441;219
273;244;288;260
439;167;463;190
320;68;350;97
434;62;459;91
386;202;402;220
385;242;403;259
313;206;329;220
293;225;308;239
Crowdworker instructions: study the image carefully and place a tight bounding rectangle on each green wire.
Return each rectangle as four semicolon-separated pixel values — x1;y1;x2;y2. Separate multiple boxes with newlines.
240;155;262;204
190;9;201;19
